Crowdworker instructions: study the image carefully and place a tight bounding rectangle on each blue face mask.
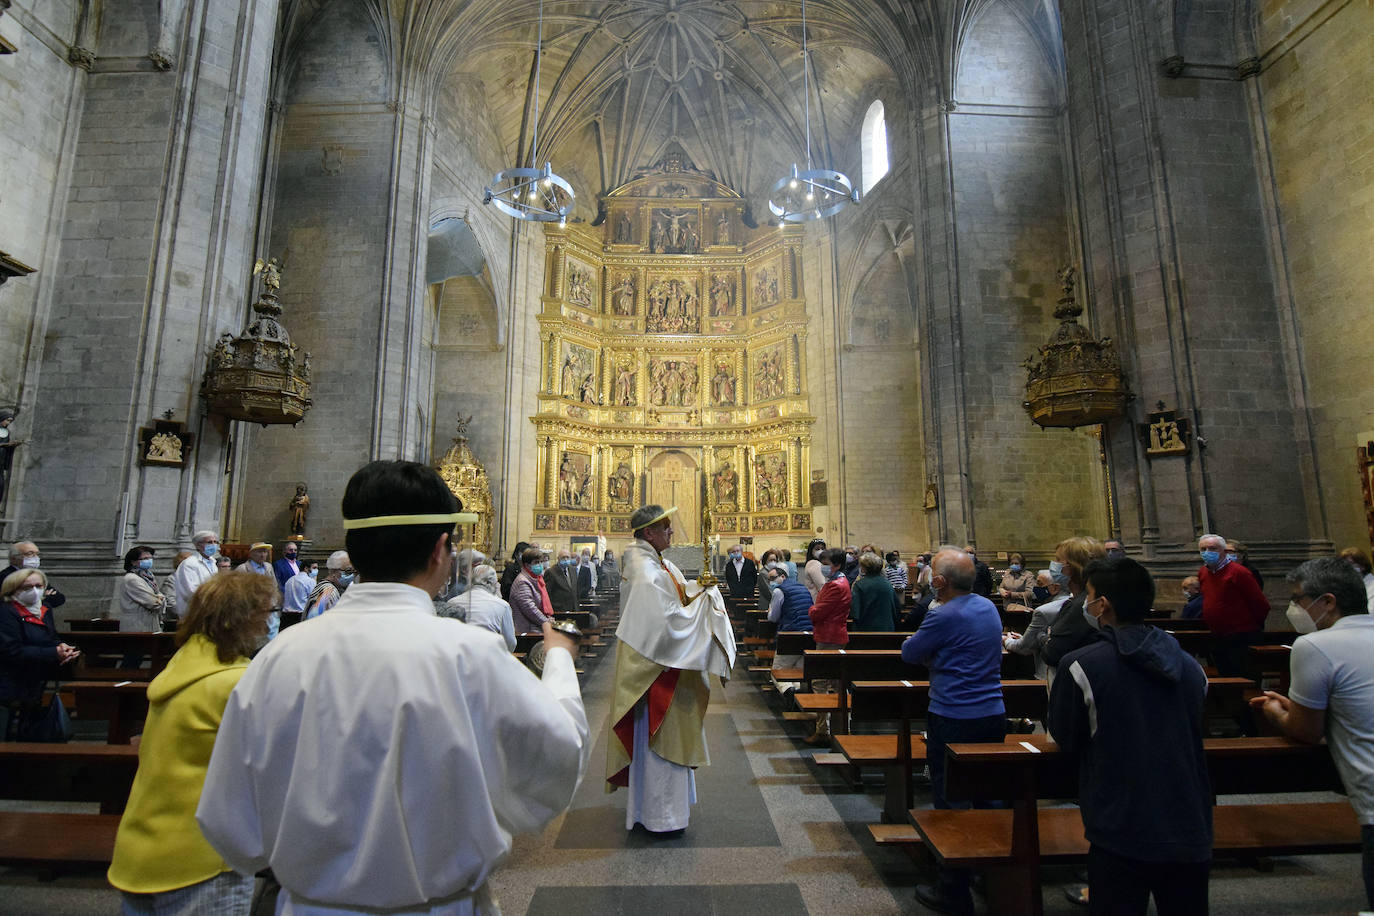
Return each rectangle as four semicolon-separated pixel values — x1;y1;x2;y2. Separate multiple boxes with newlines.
202;543;218;557
308;569;318;579
820;565;832;578
530;563;545;576
1009;564;1022;574
137;558;154;571
730;552;742;560
1200;549;1221;567
560;558;573;567
338;573;354;587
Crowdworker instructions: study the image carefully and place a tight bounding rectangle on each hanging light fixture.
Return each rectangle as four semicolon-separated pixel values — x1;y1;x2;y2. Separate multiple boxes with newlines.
768;0;859;223
483;0;574;225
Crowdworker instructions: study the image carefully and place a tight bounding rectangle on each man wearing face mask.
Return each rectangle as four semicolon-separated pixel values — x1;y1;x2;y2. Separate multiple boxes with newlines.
1252;556;1374;911
1;541;66;609
273;541;302;591
1197;532;1271;678
1180;576;1203;619
723;543;757;601
173;531;220;611
901;546;1006;915
1003;569;1071;680
304;551;353;620
544;548;582;614
1049;556;1212;916
1103;538;1126;560
964;544;995;598
282;560;317;616
198;460;588;914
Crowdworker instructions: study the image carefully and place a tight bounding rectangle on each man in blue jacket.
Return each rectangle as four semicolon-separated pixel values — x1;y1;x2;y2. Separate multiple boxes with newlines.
1049;556;1212;915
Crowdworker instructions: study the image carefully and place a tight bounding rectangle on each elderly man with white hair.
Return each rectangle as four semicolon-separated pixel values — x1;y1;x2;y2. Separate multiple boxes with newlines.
0;541;65;608
304;550;354;619
442;564;517;651
172;530;220;610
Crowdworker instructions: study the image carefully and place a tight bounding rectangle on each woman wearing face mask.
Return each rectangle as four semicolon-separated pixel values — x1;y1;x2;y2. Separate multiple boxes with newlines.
758;550;781;611
0;568;80;739
998;552;1036;611
508;547;556;634
802;538;828;599
119;545;169;633
108;571;276;913
1040;536;1108;685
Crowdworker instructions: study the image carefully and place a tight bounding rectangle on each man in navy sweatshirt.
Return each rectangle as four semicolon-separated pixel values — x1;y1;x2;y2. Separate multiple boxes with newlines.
901;546;1005;915
1049;556;1212;915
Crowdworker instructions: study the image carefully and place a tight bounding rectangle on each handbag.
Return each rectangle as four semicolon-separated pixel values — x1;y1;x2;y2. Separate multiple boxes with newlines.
15;685;72;743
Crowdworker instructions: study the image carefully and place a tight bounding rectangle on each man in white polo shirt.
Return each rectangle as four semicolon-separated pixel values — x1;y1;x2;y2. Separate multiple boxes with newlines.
1253;556;1374;912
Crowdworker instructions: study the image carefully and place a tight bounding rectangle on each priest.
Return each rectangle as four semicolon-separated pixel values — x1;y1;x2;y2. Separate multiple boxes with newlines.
606;504;736;837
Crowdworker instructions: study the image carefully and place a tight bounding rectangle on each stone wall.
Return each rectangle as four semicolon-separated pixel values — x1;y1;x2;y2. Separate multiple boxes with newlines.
1255;0;1374;553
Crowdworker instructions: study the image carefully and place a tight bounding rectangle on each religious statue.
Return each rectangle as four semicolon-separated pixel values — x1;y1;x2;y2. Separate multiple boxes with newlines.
289;484;310;537
710;275;733;316
613;276;636;316
754;454;786;510
609;461;634;505
560;353;578;396
253;256;283;292
567;265;593;307
650;219;665;253
146;432;183;462
579;371;598;404
754;349;785;400
713;463;739;509
752;267;780;306
715;210;731;245
613;360;636;406
616;211;633;243
711;363;736;406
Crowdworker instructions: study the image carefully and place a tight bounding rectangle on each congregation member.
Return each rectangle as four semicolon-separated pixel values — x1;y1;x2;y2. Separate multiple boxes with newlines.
172;530;220;610
801;538;828;598
804;547;852;745
448;547;487;599
998;551;1035;609
1;540;66;608
1103;538;1127;559
303;550;353;619
215;555;233;572
1227;539;1264;589
281;560;317;615
118;545;168;633
599;548;619;583
850;551;899;631
900;547;1005;915
244;542;281;638
444;564;517;652
499;541;531;600
1181;575;1203;618
159;549;195;618
724;543;757;601
1049;557;1212;916
577;548;598;597
272;540;301;590
545;548;582;614
197;460;589;913
108;572;278;914
757;549;782;611
1252;556;1374;911
0;567;79;739
882;550;908;608
509;547;555;633
841;546;861;582
780;548;797;580
1003;568;1071;679
607;504;735;837
965;545;994;597
1197;532;1270;678
1340;547;1374;611
766;565;813;681
1042;536;1108;683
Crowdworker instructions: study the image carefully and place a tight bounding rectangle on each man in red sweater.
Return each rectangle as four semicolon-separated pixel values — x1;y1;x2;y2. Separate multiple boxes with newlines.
1198;532;1270;678
804;548;851;745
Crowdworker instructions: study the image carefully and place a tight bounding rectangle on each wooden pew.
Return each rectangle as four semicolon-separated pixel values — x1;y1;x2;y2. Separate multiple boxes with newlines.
0;742;141;868
914;736;1360;916
69;680;150;744
64;631;178;680
1166;629;1293;672
840;676;1254;824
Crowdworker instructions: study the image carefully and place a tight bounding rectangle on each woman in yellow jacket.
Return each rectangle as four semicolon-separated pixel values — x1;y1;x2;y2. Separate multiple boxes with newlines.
108;570;277;914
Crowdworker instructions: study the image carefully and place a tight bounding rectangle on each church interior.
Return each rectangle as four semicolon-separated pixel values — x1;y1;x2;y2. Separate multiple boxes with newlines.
1;0;1372;912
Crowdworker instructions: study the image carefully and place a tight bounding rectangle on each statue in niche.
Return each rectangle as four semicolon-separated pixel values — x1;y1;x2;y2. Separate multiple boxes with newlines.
711;362;736;406
559;452;593;510
715;210;731;245
754;454;787;510
615;211;634;243
650;220;665;253
754;349;785;401
646;279;699;333
567;265;593;308
713;463;739;509
681;363;698;405
613;360;636;406
609;461;634;505
288;484;310;537
579;371;598;404
710;275;733;316
560;353;579;396
650;208;699;254
146;432;183;463
613;275;636;316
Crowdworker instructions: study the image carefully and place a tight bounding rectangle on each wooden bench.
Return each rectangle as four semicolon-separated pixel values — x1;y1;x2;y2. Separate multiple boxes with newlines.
914;736;1360;916
1166;629;1293;671
0;742;141;868
69;680;151;744
64;631;177;680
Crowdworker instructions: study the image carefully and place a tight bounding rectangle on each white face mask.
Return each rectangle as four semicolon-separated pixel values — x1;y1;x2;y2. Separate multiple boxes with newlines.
1286;599;1329;635
20;556;40;569
15;586;41;607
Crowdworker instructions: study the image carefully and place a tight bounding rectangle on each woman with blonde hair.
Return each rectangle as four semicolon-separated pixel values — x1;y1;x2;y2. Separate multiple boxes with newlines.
108;571;278;914
1041;535;1107;682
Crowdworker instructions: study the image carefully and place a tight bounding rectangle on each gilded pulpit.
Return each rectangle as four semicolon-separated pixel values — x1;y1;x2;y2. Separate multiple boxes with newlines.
530;156;816;544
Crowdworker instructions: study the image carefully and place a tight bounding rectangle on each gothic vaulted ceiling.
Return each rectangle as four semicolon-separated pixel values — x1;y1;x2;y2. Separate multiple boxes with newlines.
444;1;922;216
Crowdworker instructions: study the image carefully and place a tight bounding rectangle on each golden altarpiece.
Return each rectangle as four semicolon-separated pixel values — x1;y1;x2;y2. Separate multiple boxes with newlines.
530;159;816;544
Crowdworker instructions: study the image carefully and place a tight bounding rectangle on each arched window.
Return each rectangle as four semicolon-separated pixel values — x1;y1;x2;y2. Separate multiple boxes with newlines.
861;99;889;195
